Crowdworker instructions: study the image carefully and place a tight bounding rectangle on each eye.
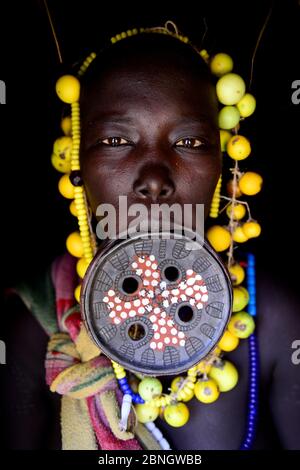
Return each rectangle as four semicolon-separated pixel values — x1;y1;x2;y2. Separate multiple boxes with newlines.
175;137;204;149
99;136;131;147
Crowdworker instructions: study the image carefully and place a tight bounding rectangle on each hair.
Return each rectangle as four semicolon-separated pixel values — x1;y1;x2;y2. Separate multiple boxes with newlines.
80;32;214;90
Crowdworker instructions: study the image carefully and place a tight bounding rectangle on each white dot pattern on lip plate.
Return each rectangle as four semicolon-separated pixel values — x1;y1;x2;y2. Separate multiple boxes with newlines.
102;254;209;351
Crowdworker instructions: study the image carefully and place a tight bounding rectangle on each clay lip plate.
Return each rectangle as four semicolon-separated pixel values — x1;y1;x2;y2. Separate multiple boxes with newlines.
81;232;232;376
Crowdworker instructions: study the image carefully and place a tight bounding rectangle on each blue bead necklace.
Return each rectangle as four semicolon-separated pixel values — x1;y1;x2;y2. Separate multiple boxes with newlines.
240;253;259;450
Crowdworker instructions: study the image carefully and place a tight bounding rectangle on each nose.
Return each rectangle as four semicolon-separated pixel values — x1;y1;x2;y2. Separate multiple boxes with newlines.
133;165;175;202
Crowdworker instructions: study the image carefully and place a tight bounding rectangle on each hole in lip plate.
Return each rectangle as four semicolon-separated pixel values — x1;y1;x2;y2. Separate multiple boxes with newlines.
177;304;194;323
128;322;146;341
121;276;139;295
163;265;180;282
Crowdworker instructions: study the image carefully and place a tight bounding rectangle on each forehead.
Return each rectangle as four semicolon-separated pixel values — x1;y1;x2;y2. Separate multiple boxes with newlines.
81;63;218;128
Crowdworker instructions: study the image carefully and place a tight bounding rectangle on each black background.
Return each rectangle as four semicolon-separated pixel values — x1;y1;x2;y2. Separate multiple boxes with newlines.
0;0;299;286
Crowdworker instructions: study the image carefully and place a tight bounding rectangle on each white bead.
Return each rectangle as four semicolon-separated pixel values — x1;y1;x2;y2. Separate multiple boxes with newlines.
152;427;163;440
144;422;171;450
119;394;132;432
160;438;171;450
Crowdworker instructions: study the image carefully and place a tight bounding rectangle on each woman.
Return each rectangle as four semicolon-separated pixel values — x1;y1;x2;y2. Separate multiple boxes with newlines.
3;30;300;450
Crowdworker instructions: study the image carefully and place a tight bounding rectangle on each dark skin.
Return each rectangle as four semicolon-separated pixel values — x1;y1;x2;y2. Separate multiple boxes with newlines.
2;37;300;449
80;60;221;228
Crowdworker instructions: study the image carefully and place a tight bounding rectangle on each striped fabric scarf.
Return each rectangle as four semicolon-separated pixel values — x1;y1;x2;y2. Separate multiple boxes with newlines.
45;253;141;450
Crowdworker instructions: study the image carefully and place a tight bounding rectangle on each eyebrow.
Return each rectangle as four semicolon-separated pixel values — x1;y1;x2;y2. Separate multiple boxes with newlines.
87;115;136;127
87;114;213;128
175;116;214;127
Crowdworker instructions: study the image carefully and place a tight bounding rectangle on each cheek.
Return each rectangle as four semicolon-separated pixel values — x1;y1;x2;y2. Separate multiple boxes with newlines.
175;155;221;206
81;157;133;214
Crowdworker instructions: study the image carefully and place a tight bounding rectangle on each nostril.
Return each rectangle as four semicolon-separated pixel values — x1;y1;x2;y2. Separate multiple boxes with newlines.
137;185;171;200
160;188;168;197
133;173;175;201
137;187;150;198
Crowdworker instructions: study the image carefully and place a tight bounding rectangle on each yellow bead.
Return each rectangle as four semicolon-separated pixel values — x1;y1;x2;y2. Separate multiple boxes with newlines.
164;403;190;427
177;390;187;400
209;360;238;392
52;136;73;173
206;225;231;252
228;263;245;286
228;312;255;338
226;203;246;221
216;73;246;106
74;284;81;303
227;135;251;161
164;395;172;405
81;235;91;242
56;75;80;104
160;397;167;407
75;197;86;205
171;376;184;393
66;232;84;258
53;136;73;156
236;93;256;118
218;106;240;130
76;257;90;278
209;176;222;218
238;172;263;196
232;226;249;243
183;388;195;401
210;53;233;77
233;286;249;312
218;330;239;352
196;361;211;375
74;186;84;194
58;174;74;199
79;228;89;236
116;371;126;379
242;221;261;238
220;130;232;152
136;403;160;423
138;377;162;401
171;377;194;402
61;116;72;136
187;369;197;377
69;200;77;216
51;153;71;173
189;375;197;383
71;165;80;172
212;346;222;356
78;214;88;221
186;381;195;390
194;378;220;403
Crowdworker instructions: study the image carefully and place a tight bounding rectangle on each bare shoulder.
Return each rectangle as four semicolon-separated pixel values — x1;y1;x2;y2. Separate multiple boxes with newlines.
2;294;61;449
256;267;300;372
255;266;300;449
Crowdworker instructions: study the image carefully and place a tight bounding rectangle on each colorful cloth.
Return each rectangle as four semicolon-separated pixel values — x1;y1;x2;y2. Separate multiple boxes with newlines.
44;253;141;450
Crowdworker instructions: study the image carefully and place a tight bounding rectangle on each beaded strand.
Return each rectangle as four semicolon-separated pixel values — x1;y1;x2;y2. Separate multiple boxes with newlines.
240;253;259;450
209;175;222;218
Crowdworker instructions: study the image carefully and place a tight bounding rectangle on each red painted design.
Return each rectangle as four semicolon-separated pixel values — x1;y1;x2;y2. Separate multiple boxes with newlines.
103;255;209;351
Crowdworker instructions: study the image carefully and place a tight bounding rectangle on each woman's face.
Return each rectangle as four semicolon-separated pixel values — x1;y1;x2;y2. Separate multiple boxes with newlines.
80;54;221;232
